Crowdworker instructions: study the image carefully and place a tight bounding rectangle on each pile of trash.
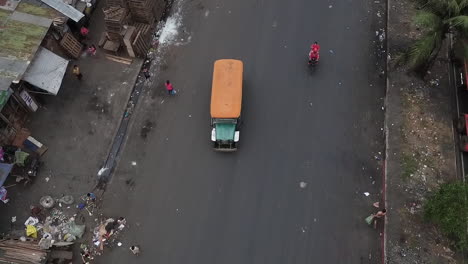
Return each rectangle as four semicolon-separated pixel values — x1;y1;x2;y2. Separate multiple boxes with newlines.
4;191;130;263
20;194;86;249
80;217;127;263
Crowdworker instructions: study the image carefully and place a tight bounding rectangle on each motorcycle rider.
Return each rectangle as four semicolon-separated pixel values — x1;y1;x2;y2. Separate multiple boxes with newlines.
309;41;320;64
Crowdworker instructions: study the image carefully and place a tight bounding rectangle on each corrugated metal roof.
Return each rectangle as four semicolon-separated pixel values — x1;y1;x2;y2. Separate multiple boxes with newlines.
41;0;83;22
0;2;53;91
22;47;69;95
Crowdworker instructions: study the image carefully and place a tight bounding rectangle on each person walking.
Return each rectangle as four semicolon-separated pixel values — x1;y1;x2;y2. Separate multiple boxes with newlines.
142;68;150;79
87;44;97;56
129;245;140;255
72;65;83;80
165;80;175;95
80;26;89;41
373;208;386;229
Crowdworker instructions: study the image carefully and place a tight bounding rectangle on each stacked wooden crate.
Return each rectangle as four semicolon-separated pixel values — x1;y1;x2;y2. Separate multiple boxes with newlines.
106;0;126;7
103;6;129;40
127;0;165;24
131;23;154;57
60;32;83;59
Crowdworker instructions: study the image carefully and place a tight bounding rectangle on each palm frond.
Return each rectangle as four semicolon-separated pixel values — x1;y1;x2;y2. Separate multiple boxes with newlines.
422;0;449;17
463;44;468;59
446;15;468;32
447;0;461;16
458;0;468;11
414;11;443;31
406;32;443;69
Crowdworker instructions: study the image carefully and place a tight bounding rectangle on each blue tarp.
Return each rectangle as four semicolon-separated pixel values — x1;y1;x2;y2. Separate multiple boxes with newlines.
0;162;14;187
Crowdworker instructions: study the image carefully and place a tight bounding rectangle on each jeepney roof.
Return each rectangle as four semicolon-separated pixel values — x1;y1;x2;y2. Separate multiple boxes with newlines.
210;59;243;118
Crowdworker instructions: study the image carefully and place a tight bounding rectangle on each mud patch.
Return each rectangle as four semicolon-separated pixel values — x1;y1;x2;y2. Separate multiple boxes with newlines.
125;178;135;188
87;95;110;115
140;120;154;139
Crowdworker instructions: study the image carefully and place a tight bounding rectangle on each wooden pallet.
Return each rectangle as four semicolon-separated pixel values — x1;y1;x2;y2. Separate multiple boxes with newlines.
103;6;129;32
105;54;133;64
106;0;126;7
131;22;153;57
59;32;82;59
123;26;136;57
128;0;164;23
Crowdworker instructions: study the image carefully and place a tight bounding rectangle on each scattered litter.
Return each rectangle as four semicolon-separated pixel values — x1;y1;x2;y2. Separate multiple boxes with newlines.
309;103;313;106
131;161;137;166
188;115;192;118
58;195;74;205
130;245;140;255
11;216;16;223
373;202;380;208
38;233;53;249
26;225;38;238
329;50;334;54
117;242;122;247
429;79;440;86
377;11;382;17
40;196;55;208
364;192;370;196
204;10;209;17
299;181;307;188
45;177;50;182
24;216;39;226
98;167;109;176
329;5;333;8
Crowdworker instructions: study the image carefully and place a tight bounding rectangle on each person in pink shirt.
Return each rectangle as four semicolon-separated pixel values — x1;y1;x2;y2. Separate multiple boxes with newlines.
165;80;175;95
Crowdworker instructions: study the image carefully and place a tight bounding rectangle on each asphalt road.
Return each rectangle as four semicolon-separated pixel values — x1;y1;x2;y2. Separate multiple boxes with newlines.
100;0;386;263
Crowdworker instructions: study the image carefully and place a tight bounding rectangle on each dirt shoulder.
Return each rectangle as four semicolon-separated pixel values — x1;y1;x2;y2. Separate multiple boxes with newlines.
385;0;461;263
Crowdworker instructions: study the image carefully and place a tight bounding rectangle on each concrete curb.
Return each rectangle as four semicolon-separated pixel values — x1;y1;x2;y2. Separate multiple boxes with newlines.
97;59;144;182
383;0;390;262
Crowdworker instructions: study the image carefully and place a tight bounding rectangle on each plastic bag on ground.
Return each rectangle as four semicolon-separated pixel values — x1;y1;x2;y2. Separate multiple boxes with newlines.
24;216;39;226
365;215;374;225
26;225;37;238
67;221;85;238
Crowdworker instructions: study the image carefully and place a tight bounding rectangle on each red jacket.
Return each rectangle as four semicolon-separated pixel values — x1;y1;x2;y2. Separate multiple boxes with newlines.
311;44;320;52
309;44;320;60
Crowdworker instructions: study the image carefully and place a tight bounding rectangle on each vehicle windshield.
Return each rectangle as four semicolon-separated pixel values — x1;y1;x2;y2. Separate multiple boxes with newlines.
213;118;237;124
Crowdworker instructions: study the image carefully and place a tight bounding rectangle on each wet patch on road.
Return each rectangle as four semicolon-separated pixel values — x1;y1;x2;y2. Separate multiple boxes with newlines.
87;95;110;116
140;120;155;139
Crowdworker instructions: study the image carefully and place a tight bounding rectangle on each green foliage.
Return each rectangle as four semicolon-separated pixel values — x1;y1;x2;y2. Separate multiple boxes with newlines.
401;0;468;72
401;153;418;180
424;182;468;250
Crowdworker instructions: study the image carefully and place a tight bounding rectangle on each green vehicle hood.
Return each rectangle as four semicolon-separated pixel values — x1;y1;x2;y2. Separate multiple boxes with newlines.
215;123;236;141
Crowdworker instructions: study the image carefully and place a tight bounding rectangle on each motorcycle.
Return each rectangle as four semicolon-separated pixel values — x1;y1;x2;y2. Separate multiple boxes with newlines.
308;57;318;67
308;50;319;67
